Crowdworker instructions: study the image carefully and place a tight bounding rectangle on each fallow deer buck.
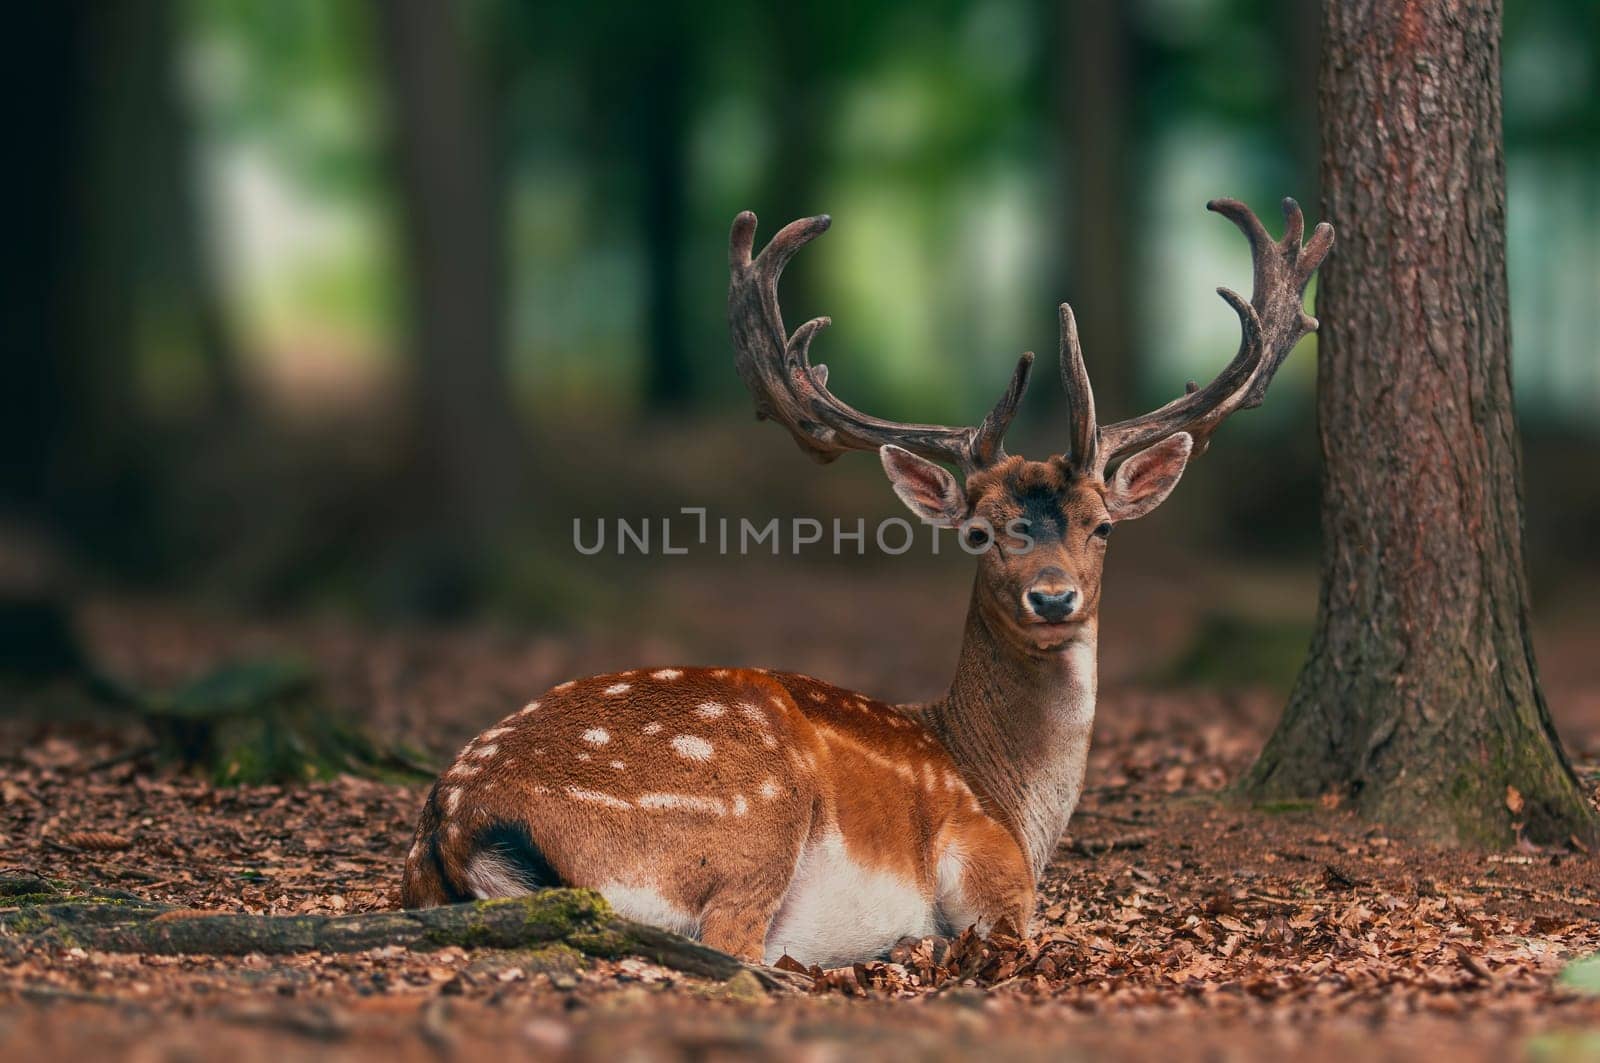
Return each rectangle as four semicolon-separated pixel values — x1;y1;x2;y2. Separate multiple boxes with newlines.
402;198;1332;969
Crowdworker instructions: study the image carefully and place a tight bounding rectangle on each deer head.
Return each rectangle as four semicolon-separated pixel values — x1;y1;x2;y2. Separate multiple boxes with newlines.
728;200;1333;655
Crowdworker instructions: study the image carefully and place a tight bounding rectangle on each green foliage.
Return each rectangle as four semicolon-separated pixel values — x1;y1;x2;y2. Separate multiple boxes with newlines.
1558;955;1600;996
1158;611;1313;692
1526;1029;1600;1063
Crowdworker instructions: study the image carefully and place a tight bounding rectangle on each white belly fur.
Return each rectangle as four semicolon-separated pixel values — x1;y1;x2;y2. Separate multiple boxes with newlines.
763;830;935;967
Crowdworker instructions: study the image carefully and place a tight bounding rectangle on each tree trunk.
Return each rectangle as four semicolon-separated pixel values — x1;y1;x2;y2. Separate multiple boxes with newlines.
1243;0;1596;847
2;2;168;563
155;8;241;418
1058;0;1138;415
378;0;521;542
1273;0;1322;205
0;4;90;516
637;39;693;408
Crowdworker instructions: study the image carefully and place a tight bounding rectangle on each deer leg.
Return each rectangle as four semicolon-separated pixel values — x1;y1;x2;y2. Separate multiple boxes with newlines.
698;828;813;964
698;891;786;964
937;821;1035;938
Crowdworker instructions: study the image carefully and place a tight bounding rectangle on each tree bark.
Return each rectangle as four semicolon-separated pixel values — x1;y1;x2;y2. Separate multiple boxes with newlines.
1058;0;1138;415
1243;0;1596;846
377;0;521;541
2;2;155;541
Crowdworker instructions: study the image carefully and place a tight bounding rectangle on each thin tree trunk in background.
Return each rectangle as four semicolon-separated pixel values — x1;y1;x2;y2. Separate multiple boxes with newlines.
1244;0;1596;846
155;10;241;417
762;3;826;362
638;41;692;408
378;0;520;542
1058;0;1137;417
1276;0;1322;206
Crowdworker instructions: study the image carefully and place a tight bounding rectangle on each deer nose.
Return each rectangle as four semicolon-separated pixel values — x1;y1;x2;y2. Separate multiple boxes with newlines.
1025;588;1079;623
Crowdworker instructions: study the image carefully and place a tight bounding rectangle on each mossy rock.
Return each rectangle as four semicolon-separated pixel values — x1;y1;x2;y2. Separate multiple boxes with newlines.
137;658;433;785
1254;798;1319;815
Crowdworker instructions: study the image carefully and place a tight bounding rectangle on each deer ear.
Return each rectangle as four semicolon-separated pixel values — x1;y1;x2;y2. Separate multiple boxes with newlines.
880;445;967;527
1105;432;1192;522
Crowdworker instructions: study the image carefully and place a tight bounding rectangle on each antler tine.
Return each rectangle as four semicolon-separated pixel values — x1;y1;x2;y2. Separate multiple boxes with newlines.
971;350;1035;468
728;211;1033;475
1090;197;1334;472
1056;303;1098;471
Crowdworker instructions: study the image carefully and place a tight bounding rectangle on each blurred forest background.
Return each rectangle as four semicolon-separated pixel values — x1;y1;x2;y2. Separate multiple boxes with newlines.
2;0;1596;695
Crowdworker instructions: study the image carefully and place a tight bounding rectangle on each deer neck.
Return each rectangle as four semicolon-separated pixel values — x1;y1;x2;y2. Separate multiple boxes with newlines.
918;584;1099;881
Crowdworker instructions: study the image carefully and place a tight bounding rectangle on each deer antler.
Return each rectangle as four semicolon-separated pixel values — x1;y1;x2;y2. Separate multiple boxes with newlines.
728;212;1033;476
1063;197;1334;477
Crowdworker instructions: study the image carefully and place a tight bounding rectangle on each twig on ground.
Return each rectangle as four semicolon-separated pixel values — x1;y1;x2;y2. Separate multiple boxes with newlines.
81;745;157;773
1460;881;1600;907
1064;835;1151;857
14;984;131;1007
1072;810;1149;827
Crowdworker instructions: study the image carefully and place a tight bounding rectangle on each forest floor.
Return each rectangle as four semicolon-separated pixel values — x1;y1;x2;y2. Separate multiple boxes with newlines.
3;570;1600;1062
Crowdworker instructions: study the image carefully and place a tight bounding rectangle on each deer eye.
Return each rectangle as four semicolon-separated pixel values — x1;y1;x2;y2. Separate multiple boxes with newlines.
965;524;991;548
1092;521;1114;540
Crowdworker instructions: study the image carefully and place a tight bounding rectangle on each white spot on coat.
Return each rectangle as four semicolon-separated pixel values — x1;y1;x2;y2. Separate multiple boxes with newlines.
479;726;512;742
636;793;726;815
443;788;462;814
651;669;682;681
604;682;632;696
642;721;663;735
448;761;481;778
517;700;541;716
738;701;767;726
581;728;611;746
694;701;726;720
610;760;626;770
472;743;499;759
565;786;632;810
760;779;780;800
670;735;713;761
552;680;575;692
732;794;749;817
